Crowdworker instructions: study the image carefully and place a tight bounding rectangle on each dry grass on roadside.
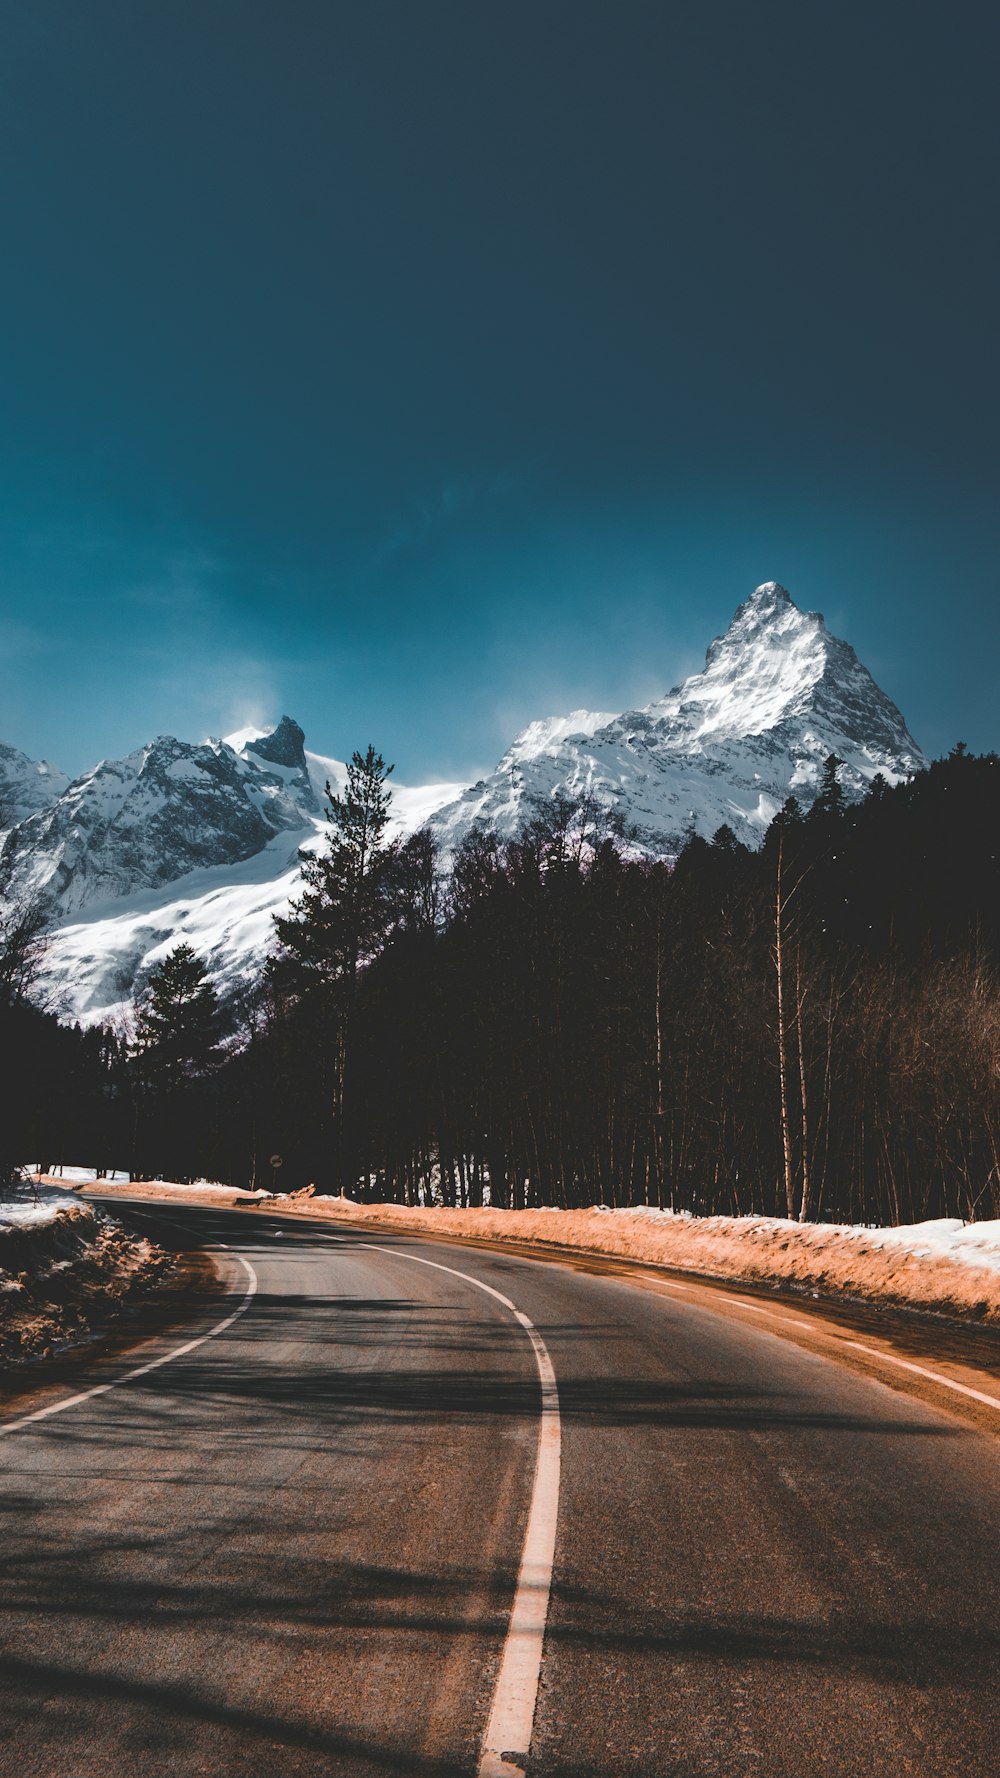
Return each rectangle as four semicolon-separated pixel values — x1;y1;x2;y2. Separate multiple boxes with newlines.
81;1179;1000;1324
1;1194;172;1364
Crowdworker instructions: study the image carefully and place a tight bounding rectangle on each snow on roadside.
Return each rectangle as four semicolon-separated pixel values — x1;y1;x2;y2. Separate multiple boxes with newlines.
77;1179;1000;1323
66;1177;271;1203
0;1185;172;1364
0;1194;73;1233
278;1199;1000;1322
21;1166;130;1187
850;1216;1000;1272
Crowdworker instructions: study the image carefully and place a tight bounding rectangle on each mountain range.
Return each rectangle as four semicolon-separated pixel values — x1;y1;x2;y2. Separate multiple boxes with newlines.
0;583;926;1025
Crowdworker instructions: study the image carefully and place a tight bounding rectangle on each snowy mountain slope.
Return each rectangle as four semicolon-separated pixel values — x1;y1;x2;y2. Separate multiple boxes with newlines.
3;582;926;1025
36;826;314;1027
0;717;318;918
24;736;463;1026
0;742;69;832
431;583;925;853
300;747;465;832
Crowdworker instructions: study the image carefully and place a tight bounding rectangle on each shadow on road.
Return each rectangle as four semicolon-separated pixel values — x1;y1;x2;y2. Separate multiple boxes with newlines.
0;1207;996;1777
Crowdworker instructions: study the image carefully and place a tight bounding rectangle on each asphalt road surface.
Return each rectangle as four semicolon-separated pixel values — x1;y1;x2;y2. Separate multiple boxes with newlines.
1;1201;999;1777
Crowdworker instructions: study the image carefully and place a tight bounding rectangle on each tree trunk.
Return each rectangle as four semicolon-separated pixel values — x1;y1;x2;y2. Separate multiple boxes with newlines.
795;944;812;1222
775;829;797;1219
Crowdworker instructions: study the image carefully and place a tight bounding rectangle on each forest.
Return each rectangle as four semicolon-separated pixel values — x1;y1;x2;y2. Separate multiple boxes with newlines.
4;744;1000;1228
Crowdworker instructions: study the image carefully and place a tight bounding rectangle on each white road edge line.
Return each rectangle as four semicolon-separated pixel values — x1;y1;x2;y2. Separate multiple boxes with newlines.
360;1241;560;1778
725;1298;812;1328
721;1296;1000;1413
842;1340;1000;1412
0;1243;258;1438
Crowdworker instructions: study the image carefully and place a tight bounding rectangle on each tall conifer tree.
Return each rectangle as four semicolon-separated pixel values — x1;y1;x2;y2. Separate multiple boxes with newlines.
273;745;398;1190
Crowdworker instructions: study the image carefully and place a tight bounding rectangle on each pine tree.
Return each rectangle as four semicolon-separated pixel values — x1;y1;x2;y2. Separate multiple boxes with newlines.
274;746;398;993
272;745;398;1190
134;943;224;1083
811;753;845;819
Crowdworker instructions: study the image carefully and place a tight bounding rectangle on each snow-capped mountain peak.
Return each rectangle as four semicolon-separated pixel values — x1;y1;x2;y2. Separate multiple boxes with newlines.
648;581;842;744
0;715;465;1023
431;581;925;854
0;719;321;920
230;715;320;815
239;713;307;772
1;582;927;1023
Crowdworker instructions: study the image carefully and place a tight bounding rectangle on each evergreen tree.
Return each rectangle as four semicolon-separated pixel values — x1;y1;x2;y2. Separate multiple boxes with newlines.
274;747;397;994
711;823;740;853
272;745;399;1189
811;753;845;819
134;944;224;1083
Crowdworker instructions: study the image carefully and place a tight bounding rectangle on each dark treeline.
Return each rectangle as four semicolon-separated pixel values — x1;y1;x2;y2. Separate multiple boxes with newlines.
5;745;1000;1225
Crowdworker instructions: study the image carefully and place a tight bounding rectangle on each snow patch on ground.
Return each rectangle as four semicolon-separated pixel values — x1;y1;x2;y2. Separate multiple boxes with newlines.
0;1195;72;1233
80;1182;1000;1322
853;1216;1000;1270
22;1167;130;1187
586;1205;1000;1278
0;1186;172;1363
72;1178;272;1202
308;1203;1000;1320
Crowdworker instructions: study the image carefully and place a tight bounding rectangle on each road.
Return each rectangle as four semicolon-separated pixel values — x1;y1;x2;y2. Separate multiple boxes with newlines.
1;1201;999;1776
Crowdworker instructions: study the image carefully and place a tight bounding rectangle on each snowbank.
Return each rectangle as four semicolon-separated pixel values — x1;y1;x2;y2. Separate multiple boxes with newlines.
73;1175;1000;1323
275;1199;1000;1323
23;1166;130;1186
0;1187;172;1364
75;1178;273;1204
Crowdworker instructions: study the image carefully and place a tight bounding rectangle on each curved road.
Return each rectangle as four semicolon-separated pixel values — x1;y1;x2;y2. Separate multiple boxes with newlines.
1;1202;999;1776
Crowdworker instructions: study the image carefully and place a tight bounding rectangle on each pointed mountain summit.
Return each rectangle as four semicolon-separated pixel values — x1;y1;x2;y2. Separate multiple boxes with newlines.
642;581;921;758
226;714;320;814
244;714;306;768
432;582;925;852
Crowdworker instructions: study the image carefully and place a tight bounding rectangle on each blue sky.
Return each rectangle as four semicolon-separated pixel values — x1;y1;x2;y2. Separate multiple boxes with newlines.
1;1;997;781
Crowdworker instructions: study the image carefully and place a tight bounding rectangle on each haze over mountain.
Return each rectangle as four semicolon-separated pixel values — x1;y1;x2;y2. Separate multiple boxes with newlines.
0;584;925;1025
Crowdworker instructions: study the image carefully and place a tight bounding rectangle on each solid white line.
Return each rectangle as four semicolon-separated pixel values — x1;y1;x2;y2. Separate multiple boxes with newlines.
843;1340;1000;1412
717;1294;1000;1413
359;1241;560;1778
0;1247;258;1439
721;1297;816;1330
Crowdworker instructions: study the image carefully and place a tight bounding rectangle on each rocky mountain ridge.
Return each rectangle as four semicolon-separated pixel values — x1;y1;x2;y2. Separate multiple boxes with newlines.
0;717;319;918
1;583;927;1023
430;582;925;853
